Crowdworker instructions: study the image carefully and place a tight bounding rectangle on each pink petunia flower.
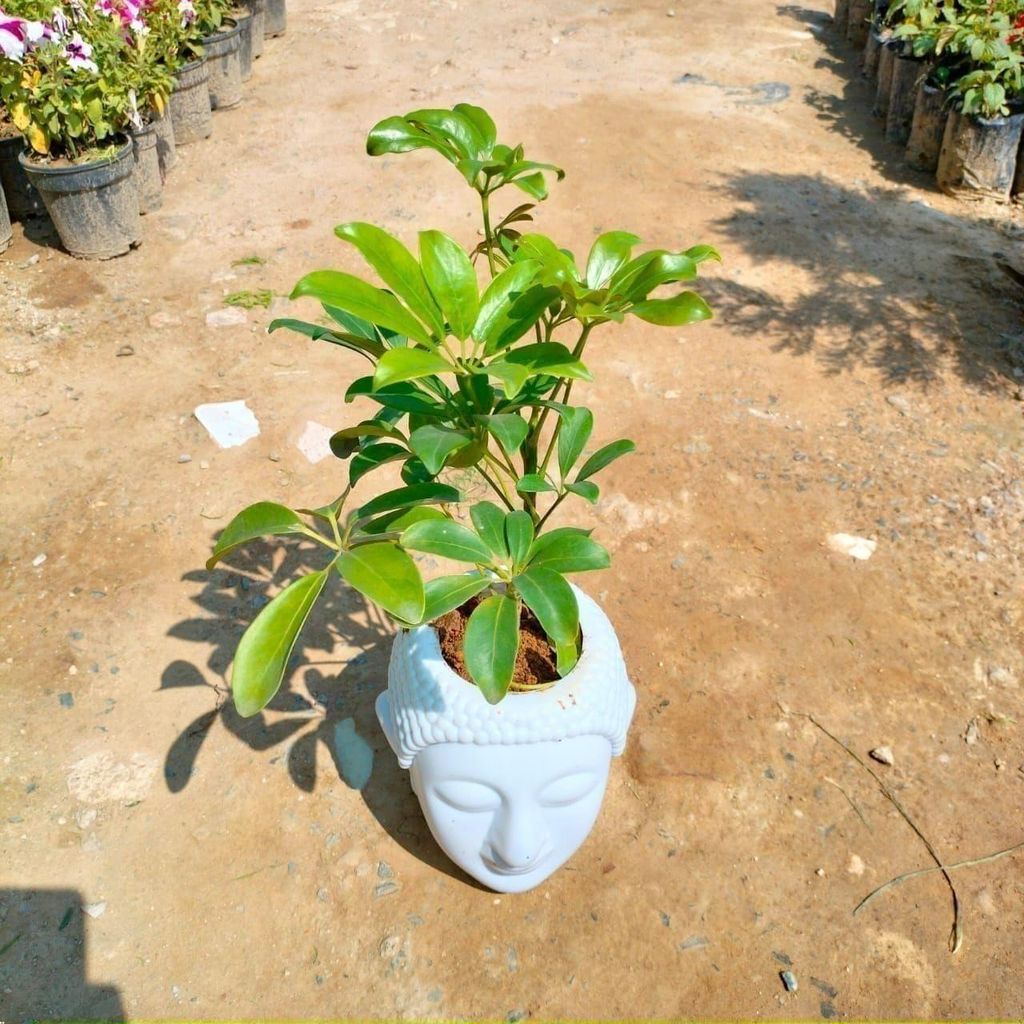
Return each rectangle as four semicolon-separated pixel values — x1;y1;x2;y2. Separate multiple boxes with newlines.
64;29;97;71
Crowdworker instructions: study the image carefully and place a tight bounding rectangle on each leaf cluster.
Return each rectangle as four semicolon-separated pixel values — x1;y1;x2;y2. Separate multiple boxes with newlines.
214;104;719;713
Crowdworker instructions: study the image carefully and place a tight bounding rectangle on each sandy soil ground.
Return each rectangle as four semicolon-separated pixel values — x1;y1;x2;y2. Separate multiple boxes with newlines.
2;0;1024;1018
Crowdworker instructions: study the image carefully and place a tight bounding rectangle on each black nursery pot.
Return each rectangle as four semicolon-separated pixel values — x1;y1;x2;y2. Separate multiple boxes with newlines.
0;132;46;220
886;53;924;146
129;118;163;214
936;107;1024;200
265;0;285;37
905;80;948;172
1;181;12;254
204;18;244;110
234;6;254;81
846;0;872;48
243;0;265;57
169;58;213;144
19;140;142;260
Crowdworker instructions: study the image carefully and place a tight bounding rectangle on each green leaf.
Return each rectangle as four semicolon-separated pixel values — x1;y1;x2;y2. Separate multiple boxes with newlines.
267;318;385;361
481;413;528;457
329;420;405;459
401;519;493;564
422;571;492;621
565;480;600;503
629;291;713;326
505;510;535;570
555;637;580;676
516;473;556;494
487;343;591;398
207;502;307;570
291;270;433;346
527;530;610;573
623;252;699;301
322;305;383;340
511;171;549;200
405;107;485;157
463;594;520;704
513;566;579;647
586;231;641;289
366;115;459;161
472;260;542;352
334;222;445;340
347;377;447;417
349;442;408;485
231;570;328;716
684;244;721;265
409;424;473;474
373;348;453;389
419;230;479;340
356;482;460;520
470;501;509;559
454;102;496;149
357;505;446;536
337;543;425;623
557;406;594;479
576;438;636;480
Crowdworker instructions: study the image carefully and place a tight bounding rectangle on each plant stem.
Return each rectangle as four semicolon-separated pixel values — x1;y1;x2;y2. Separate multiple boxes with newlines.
535;491;566;531
480;191;497;278
476;464;515;511
535;322;593;478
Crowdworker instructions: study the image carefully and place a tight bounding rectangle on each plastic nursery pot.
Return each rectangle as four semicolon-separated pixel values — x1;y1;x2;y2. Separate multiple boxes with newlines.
936;107;1024;201
872;39;897;120
233;6;254;82
264;0;285;38
1;182;11;254
0;132;46;220
885;53;924;146
130;118;163;214
152;105;177;177
846;0;872;49
905;80;948;172
242;0;265;58
376;587;637;895
203;18;244;110
834;0;850;33
18;140;141;260
169;58;213;145
863;25;889;82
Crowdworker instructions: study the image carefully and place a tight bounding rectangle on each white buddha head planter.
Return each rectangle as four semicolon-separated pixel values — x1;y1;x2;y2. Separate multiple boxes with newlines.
376;587;636;893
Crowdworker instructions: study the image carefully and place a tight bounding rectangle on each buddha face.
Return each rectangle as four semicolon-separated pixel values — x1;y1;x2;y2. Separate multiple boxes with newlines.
408;735;613;893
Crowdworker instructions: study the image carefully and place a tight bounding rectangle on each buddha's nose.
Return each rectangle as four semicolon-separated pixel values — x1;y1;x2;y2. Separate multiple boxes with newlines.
485;802;551;872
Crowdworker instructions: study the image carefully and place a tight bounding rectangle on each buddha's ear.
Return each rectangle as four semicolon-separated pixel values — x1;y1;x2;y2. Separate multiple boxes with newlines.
375;691;402;760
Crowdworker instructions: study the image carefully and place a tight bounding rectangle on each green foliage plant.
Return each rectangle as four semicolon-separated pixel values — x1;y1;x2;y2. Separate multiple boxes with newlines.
215;104;718;715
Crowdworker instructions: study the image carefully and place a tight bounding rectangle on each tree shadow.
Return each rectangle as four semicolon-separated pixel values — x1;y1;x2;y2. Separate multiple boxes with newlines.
706;170;1024;389
161;535;483;888
0;887;124;1019
776;3;935;185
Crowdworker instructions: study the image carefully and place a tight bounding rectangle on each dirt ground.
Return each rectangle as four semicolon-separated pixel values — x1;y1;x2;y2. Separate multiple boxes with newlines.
2;0;1024;1018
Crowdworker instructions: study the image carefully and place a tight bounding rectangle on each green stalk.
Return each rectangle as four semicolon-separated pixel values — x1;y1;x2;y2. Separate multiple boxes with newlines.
480;190;497;278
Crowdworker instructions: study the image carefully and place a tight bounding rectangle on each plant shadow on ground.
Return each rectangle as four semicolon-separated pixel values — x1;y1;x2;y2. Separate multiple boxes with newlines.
161;535;484;889
0;888;124;1019
775;2;931;184
704;169;1024;390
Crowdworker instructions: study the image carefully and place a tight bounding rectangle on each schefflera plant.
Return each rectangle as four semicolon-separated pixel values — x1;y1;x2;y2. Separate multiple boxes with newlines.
213;103;718;713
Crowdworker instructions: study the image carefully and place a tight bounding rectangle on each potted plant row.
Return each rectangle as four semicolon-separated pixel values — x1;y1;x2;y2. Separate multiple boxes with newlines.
208;103;718;892
0;0;286;258
839;0;1024;201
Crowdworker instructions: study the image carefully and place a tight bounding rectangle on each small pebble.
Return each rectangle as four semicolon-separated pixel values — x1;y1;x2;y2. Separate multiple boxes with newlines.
374;881;399;898
32;553;47;567
178;454;192;464
268;452;282;462
82;901;107;918
815;867;825;877
199;460;210;470
115;345;134;357
781;970;798;992
869;745;894;766
377;861;394;879
58;692;74;708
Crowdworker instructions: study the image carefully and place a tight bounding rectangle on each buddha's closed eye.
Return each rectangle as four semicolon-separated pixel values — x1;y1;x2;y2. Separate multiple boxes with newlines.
539;772;599;807
433;780;502;812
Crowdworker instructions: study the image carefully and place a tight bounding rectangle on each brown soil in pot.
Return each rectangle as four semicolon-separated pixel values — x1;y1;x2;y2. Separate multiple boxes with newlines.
435;596;568;689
